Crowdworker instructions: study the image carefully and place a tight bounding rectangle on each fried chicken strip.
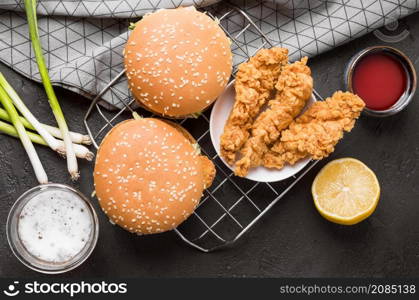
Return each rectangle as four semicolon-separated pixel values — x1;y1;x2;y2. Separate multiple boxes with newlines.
220;47;289;165
234;57;313;177
264;91;365;169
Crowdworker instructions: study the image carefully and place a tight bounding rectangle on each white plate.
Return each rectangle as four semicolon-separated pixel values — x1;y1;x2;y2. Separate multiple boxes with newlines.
210;81;317;182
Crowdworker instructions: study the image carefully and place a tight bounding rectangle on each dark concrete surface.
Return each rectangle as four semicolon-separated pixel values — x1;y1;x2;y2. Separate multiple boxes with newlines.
1;13;419;278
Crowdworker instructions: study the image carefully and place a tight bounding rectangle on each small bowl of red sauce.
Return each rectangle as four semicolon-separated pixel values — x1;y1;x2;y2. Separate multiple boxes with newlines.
346;46;416;117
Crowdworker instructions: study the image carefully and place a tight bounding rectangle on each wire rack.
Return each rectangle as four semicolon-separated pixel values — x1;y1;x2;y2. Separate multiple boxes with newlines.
84;6;322;252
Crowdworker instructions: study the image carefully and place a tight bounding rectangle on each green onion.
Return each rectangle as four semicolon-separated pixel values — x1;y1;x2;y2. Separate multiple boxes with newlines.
0;86;48;184
24;0;78;180
0;120;94;161
0;72;64;153
0;107;92;145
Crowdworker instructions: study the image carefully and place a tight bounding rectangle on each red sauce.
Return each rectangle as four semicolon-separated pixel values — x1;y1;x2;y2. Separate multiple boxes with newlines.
352;53;407;110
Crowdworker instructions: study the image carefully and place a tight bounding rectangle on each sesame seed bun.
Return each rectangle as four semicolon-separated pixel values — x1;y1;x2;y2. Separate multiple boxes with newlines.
94;118;215;235
124;7;232;118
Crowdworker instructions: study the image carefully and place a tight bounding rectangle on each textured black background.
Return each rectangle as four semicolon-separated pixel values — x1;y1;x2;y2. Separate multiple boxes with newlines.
1;14;419;278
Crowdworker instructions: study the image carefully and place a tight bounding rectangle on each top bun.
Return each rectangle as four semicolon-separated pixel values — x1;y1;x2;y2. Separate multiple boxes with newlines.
94;118;215;234
124;7;232;118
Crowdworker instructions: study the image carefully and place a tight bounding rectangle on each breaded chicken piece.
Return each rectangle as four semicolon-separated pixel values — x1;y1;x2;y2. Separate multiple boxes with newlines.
162;119;216;188
220;47;289;165
234;57;313;177
264;91;365;169
200;156;216;189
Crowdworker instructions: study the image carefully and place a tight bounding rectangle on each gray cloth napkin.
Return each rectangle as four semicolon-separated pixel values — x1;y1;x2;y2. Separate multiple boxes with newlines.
0;0;417;109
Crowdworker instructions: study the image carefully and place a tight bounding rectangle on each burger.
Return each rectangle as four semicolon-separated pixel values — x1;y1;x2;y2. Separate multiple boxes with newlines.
94;118;215;234
124;7;232;118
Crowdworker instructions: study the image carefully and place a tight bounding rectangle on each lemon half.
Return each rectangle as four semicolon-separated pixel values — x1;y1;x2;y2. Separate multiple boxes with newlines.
312;158;380;225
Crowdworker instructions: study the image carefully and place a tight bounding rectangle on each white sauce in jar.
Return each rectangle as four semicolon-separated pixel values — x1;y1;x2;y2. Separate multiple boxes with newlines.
17;189;93;263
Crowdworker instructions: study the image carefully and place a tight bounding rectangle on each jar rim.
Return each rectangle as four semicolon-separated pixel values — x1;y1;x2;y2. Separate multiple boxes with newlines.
345;46;417;117
6;183;99;274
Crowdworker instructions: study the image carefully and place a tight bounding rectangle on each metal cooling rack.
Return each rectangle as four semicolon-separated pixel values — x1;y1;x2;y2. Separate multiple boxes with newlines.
84;6;322;252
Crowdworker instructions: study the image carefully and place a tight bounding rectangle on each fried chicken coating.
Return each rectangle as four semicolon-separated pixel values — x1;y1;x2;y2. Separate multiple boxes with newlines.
200;156;216;189
234;57;313;177
220;47;289;165
264;91;365;169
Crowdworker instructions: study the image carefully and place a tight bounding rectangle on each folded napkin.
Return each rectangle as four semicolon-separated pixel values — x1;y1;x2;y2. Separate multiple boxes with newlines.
0;0;417;108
